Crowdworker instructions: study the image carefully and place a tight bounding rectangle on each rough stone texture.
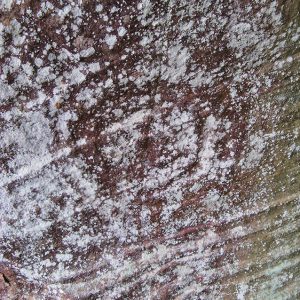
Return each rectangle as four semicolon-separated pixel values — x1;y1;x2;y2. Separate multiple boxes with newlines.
0;0;299;299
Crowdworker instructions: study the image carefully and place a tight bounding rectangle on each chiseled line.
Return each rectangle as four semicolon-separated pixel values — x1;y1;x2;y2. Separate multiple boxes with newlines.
0;147;71;188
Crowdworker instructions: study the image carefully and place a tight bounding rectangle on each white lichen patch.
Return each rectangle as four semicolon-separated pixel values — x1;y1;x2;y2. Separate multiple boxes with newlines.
105;34;117;49
0;0;297;299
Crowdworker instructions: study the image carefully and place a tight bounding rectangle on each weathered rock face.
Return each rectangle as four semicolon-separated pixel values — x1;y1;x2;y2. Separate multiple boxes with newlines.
0;0;299;299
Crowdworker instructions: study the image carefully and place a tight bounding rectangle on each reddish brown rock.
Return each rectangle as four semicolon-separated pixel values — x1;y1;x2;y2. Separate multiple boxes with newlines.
0;0;299;299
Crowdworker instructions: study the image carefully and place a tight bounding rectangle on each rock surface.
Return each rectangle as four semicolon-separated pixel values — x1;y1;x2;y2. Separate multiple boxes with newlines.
0;0;299;299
